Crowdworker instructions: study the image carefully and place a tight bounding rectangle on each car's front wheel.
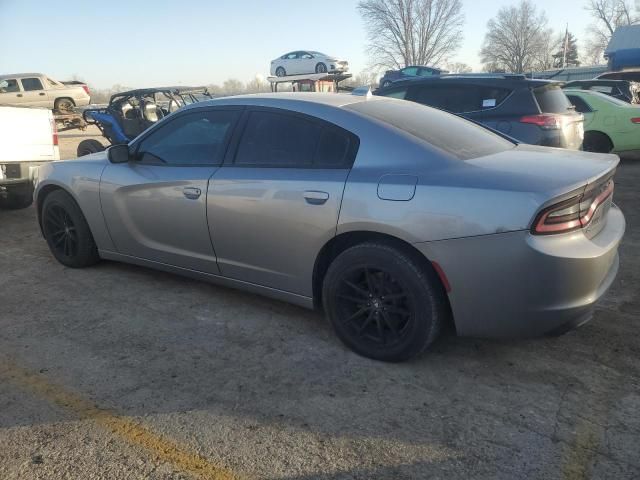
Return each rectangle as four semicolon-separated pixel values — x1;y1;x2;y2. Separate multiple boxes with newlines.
42;190;100;268
322;243;447;362
275;67;286;77
315;63;328;73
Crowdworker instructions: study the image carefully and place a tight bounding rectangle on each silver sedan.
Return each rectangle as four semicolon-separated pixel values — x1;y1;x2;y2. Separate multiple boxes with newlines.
34;93;625;362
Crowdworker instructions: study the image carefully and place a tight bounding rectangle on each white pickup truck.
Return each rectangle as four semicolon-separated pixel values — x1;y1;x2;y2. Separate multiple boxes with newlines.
0;73;91;113
0;106;59;209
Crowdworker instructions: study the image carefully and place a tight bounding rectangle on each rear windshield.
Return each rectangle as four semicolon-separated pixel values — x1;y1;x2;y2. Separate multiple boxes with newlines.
534;85;573;113
347;99;514;160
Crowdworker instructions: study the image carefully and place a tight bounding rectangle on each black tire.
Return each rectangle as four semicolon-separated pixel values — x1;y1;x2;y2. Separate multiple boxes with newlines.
77;139;105;157
315;62;328;73
275;67;286;77
54;97;75;113
583;131;613;153
1;188;33;209
322;243;447;362
41;190;100;268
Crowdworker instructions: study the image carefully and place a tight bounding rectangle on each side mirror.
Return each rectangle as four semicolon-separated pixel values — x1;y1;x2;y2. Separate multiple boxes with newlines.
107;144;131;164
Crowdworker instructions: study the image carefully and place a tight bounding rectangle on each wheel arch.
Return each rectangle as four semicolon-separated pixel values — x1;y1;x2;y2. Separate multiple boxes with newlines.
312;230;453;322
584;130;614;152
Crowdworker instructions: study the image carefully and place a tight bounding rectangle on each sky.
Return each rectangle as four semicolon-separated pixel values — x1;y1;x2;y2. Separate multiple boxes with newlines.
0;0;594;89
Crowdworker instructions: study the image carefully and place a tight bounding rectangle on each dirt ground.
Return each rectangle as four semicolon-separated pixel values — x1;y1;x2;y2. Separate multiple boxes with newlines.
0;130;638;479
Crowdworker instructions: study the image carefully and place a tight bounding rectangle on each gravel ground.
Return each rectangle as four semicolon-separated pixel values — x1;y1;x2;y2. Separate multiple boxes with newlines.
0;132;638;479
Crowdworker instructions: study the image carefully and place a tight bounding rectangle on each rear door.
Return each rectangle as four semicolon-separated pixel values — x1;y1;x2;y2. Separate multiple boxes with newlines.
0;78;23;106
99;107;241;272
207;107;358;296
18;77;50;107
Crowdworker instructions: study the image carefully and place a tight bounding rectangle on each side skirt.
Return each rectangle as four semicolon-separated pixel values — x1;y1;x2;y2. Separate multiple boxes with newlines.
98;250;315;309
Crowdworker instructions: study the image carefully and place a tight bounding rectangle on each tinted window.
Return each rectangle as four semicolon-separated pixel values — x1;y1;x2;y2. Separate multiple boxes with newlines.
534;86;572;113
137;109;239;165
0;79;19;93
21;77;43;91
402;67;419;76
236;111;320;167
315;127;356;167
407;84;510;113
347;99;514;160
235;110;358;168
566;95;592;113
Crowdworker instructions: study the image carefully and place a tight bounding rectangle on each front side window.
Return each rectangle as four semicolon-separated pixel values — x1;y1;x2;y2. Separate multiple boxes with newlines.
20;77;44;91
300;52;313;59
402;67;419;76
136;109;239;165
0;79;19;93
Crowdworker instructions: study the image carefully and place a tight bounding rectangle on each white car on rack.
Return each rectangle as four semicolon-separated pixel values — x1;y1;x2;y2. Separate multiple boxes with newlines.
270;51;349;77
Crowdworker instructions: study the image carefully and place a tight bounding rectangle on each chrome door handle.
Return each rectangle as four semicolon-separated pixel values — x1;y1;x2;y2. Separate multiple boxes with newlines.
183;187;201;199
304;190;329;205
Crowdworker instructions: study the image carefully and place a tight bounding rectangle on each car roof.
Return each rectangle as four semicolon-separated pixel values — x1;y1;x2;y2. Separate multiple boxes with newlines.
377;75;557;90
186;92;384;110
111;86;209;98
0;73;44;79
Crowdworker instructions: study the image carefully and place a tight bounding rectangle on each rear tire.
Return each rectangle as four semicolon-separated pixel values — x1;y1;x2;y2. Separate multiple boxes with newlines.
322;243;447;362
42;190;100;268
54;97;75;113
583;131;613;153
77;139;105;157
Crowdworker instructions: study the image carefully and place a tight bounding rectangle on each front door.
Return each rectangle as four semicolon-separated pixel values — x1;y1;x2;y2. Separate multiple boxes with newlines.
19;77;49;107
207;107;359;296
0;78;23;106
100;107;242;273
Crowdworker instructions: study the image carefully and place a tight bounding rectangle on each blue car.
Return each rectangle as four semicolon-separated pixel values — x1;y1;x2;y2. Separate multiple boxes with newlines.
379;66;445;88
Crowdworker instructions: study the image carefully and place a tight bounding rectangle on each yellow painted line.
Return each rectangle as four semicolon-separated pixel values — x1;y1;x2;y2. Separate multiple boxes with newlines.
561;422;600;480
0;360;242;480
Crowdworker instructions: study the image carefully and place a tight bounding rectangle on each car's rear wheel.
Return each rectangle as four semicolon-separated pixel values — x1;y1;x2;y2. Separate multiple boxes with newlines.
583;131;613;153
54;97;75;113
322;243;446;362
42;190;99;268
77;139;105;157
275;67;286;77
315;63;328;73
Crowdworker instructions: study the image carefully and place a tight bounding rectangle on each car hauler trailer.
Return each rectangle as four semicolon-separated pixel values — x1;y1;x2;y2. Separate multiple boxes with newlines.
267;72;353;93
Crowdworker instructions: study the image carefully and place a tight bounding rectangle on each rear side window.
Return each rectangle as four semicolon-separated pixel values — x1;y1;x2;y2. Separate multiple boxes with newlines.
0;79;19;92
406;84;511;113
347;99;514;160
235;110;358;168
21;77;44;91
534;86;573;113
566;95;592;113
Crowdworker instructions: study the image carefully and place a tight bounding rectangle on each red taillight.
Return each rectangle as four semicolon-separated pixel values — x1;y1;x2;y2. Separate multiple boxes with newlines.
82;85;90;96
50;118;58;146
520;114;562;129
631;117;640;124
532;180;614;235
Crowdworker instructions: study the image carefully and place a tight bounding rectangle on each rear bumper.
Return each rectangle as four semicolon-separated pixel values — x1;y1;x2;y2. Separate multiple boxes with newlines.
0;161;47;186
416;204;625;338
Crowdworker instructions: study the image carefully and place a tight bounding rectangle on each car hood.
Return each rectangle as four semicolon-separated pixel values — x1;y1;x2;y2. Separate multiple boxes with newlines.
56;151;109;164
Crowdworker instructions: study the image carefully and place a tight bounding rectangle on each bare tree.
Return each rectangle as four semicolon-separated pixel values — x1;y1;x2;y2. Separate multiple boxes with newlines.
480;0;551;73
584;0;639;63
358;0;464;69
443;61;472;73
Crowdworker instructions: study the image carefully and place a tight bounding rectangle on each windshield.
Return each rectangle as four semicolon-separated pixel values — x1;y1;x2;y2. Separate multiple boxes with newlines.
347;99;515;160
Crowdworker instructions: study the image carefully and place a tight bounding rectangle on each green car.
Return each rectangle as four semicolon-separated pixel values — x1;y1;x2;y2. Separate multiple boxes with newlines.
564;88;640;154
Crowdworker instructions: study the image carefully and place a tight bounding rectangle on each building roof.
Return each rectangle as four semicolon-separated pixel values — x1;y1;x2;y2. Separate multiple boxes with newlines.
605;25;640;55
